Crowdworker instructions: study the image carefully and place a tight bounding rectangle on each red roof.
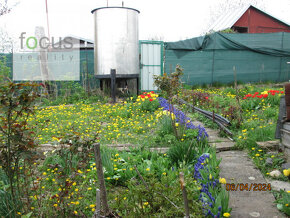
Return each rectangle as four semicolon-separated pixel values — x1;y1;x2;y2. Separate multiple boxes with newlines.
208;5;290;33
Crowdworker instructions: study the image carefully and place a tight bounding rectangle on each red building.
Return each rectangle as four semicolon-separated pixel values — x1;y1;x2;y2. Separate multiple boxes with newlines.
208;5;290;33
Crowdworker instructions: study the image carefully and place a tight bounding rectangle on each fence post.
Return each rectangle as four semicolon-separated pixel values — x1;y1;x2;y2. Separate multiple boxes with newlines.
93;143;110;216
179;172;190;218
110;69;116;103
93;189;101;218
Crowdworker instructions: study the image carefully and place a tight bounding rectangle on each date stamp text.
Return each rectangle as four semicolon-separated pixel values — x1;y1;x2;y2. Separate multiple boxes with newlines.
226;183;271;191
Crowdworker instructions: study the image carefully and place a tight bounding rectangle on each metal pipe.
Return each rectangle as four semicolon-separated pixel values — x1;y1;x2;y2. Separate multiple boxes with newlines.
178;99;233;136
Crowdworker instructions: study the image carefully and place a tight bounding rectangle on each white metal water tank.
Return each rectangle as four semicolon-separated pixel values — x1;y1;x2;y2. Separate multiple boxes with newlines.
91;7;140;76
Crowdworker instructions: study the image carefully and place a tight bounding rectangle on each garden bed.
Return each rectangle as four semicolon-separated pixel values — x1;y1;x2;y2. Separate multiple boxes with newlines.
179;83;290;216
0;84;231;218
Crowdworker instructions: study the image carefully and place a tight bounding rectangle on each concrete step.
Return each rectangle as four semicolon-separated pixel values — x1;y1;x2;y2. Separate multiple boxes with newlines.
212;142;236;152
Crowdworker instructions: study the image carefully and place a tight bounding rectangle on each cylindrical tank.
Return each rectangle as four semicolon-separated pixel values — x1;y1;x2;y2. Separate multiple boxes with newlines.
91;7;140;75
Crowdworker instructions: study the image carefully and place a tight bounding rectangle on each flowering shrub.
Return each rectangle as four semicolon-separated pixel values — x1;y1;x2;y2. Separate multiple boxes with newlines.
158;97;208;141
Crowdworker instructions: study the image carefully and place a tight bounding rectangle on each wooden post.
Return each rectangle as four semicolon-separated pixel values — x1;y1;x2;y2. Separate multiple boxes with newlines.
179;172;189;218
85;46;91;96
93;189;101;218
111;69;116;103
93;143;110;216
233;66;243;125
136;77;139;95
100;79;103;91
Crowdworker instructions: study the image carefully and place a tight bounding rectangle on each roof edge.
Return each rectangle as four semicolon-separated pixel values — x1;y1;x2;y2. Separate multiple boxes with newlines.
249;5;290;27
91;7;140;14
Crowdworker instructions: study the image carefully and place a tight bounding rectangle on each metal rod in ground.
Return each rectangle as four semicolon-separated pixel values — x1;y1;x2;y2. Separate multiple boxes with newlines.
179;172;190;218
93;143;110;216
110;69;116;103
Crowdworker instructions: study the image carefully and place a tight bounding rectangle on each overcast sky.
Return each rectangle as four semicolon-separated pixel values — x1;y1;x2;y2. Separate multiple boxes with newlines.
1;0;290;45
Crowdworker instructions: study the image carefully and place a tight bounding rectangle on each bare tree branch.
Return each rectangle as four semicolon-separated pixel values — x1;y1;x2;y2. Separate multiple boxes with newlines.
0;0;11;16
0;28;14;53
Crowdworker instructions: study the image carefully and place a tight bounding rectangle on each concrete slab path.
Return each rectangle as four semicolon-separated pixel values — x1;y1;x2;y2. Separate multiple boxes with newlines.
195;121;285;217
217;151;285;218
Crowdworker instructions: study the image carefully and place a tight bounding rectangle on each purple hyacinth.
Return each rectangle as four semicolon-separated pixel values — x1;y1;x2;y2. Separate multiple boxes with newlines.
194;153;222;218
158;97;208;140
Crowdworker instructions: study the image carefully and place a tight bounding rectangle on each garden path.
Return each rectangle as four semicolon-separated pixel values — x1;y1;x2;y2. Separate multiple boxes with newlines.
195;120;286;218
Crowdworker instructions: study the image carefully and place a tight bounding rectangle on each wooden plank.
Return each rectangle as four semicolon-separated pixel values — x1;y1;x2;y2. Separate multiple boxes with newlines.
275;95;285;139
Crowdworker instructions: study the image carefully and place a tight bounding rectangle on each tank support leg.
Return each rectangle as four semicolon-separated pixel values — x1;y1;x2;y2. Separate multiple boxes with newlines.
111;69;116;103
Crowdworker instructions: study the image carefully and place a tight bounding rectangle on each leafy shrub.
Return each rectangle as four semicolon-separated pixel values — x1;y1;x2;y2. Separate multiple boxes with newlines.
0;82;40;216
153;65;183;99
